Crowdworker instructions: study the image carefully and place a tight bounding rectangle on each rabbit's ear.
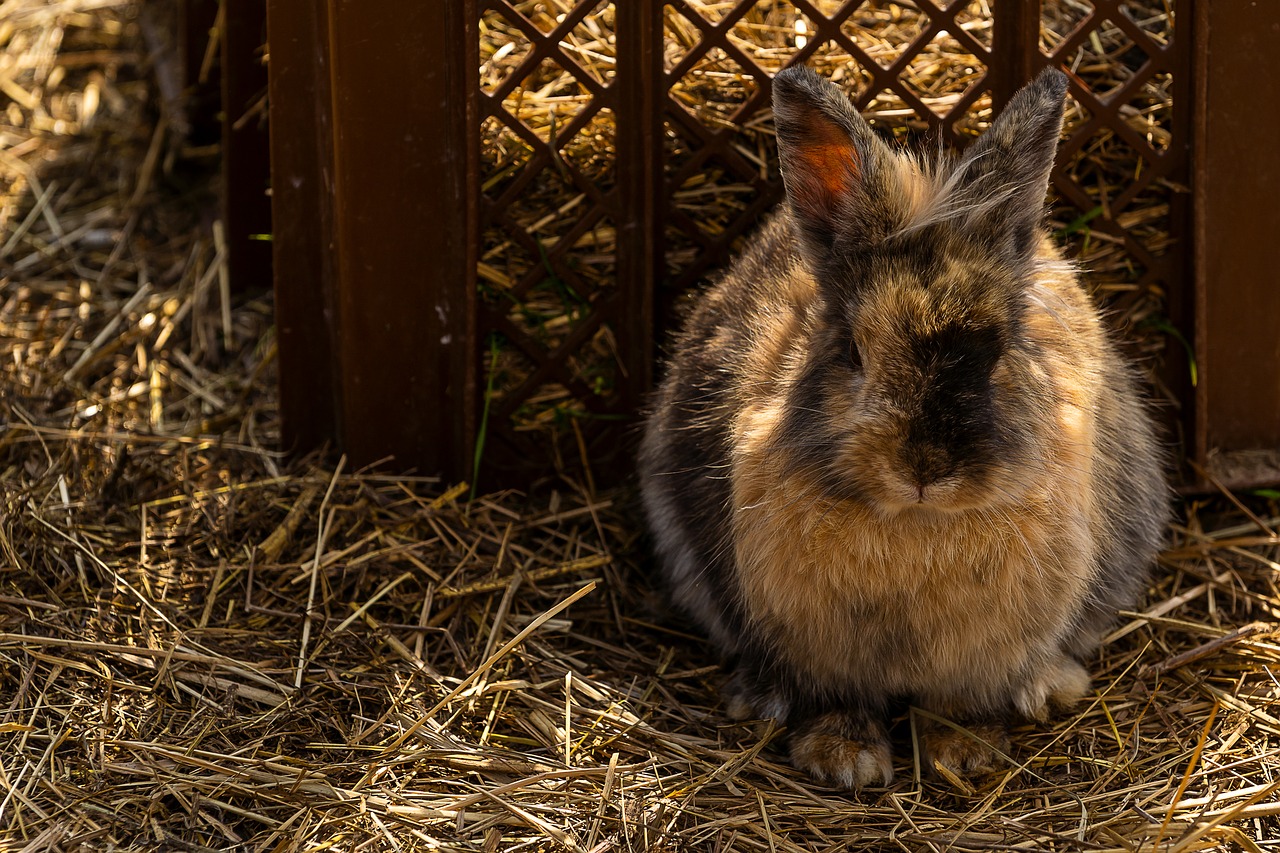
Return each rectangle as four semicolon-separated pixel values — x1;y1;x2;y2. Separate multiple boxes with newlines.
772;66;892;254
954;68;1068;259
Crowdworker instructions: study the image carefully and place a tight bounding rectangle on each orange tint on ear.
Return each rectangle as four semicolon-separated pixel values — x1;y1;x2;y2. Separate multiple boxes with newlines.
785;111;862;221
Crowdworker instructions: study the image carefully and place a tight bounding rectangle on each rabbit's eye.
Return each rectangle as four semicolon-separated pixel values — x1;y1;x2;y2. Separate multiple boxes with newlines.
848;339;863;370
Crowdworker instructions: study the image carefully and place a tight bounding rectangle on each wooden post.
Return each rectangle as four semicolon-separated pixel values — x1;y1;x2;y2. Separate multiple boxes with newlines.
614;0;663;413
221;1;272;293
988;0;1041;109
265;0;338;454
1192;2;1280;486
267;1;477;477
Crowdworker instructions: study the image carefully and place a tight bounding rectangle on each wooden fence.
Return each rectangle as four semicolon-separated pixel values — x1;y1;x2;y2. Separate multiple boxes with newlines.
200;0;1280;489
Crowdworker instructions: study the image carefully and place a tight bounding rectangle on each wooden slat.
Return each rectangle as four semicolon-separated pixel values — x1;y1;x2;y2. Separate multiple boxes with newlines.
1193;1;1280;486
322;0;476;475
266;0;339;453
988;0;1040;109
614;0;662;414
270;0;479;474
221;0;272;293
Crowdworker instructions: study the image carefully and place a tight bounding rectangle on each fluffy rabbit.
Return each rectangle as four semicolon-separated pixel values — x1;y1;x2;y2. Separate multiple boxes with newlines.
638;66;1167;788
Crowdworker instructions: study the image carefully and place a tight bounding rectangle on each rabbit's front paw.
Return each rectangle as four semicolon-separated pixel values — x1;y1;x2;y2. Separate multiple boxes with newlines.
922;719;1009;779
791;711;893;789
1014;655;1091;721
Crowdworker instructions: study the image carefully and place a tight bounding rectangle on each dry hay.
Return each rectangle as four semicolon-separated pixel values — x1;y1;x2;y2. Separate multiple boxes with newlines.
6;1;1280;851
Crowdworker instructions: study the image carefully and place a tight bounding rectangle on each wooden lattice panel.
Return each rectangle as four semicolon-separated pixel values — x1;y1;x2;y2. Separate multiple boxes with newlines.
1040;2;1183;357
473;0;1190;483
476;0;630;480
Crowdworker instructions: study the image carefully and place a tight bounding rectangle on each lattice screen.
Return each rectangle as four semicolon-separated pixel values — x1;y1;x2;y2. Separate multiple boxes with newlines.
1041;1;1181;361
474;0;1187;483
476;1;624;480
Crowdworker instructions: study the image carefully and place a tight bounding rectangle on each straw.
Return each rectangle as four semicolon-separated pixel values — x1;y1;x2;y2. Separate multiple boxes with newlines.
5;2;1278;850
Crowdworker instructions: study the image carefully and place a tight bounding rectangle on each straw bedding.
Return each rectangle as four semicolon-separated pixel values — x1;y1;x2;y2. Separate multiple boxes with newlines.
3;1;1280;850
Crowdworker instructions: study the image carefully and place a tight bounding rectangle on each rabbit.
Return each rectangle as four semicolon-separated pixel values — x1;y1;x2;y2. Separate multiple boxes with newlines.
637;66;1168;789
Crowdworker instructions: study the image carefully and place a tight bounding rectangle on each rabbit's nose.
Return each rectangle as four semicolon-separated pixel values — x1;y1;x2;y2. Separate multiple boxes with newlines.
903;444;952;491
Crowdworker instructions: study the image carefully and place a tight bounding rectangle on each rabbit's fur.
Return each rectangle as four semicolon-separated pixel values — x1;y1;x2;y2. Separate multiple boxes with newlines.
638;67;1167;788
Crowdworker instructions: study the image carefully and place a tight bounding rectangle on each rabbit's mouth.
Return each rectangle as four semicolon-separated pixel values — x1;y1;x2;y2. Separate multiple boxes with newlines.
863;471;959;514
867;465;1016;517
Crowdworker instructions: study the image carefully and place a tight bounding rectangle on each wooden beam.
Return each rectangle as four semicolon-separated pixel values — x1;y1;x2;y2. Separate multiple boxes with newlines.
221;0;272;294
988;0;1041;109
267;1;477;477
613;0;662;414
266;0;339;454
1193;1;1280;486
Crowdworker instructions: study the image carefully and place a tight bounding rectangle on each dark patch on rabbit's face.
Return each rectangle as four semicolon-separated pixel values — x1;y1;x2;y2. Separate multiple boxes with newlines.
900;318;1006;484
780;239;1045;512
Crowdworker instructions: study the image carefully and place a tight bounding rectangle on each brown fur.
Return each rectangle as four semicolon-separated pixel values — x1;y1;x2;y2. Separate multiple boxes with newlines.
789;711;893;789
922;719;1011;777
729;237;1100;713
637;67;1168;789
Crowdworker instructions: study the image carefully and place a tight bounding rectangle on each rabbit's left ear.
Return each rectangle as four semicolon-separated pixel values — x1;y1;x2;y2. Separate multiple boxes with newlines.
772;66;894;256
955;68;1068;259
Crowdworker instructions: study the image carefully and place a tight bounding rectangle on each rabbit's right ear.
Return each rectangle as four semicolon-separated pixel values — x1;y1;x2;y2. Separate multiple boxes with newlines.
772;66;892;255
951;68;1068;262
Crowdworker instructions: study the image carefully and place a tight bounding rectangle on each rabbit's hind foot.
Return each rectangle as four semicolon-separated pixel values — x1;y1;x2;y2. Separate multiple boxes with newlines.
920;717;1010;780
790;710;894;789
